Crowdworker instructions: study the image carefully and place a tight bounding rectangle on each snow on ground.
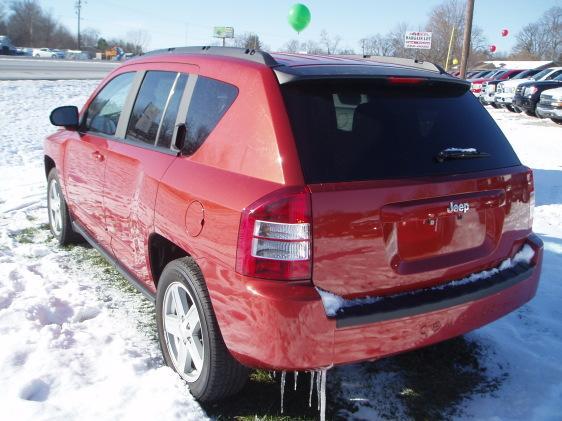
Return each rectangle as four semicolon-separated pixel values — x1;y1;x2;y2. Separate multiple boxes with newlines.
0;80;561;420
0;81;207;421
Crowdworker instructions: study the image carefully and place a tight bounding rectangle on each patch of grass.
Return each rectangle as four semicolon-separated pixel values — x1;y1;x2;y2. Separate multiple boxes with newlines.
11;226;39;244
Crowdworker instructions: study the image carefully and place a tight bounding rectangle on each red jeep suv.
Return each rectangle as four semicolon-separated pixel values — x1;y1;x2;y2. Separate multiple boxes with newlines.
44;47;543;402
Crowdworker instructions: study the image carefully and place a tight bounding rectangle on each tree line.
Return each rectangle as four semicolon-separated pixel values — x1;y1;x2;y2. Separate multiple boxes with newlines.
1;0;560;63
0;0;150;54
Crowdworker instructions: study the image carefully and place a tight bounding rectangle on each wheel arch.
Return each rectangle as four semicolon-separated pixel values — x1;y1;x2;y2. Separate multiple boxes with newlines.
147;233;192;287
44;155;56;178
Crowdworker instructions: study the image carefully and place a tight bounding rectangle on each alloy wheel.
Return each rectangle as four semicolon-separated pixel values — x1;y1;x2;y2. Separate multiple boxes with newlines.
162;281;205;382
48;179;63;236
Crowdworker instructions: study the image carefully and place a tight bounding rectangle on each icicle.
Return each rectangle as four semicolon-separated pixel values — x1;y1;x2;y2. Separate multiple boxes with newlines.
308;370;315;407
316;369;321;410
319;369;327;421
272;370;277;379
294;371;298;391
280;371;286;414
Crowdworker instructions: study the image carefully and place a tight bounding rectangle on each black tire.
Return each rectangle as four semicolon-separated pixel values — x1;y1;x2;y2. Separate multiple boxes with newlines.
507;105;522;113
525;110;536;117
491;103;502;109
156;257;248;402
551;118;562;125
47;168;81;245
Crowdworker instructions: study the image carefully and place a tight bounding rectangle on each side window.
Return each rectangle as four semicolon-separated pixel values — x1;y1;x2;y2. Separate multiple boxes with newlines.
83;72;135;136
546;70;562;80
184;76;238;155
157;74;188;148
126;71;179;146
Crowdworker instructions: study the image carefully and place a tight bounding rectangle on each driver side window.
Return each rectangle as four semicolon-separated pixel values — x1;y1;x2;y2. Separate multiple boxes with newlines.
83;72;135;136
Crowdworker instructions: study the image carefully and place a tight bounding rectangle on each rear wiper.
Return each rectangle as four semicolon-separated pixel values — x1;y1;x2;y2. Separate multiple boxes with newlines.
435;148;490;163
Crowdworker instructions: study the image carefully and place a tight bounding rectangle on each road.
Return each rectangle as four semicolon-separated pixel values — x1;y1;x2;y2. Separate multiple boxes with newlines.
0;57;119;80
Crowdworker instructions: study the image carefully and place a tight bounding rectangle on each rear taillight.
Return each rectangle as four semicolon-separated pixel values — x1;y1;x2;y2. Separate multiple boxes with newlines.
236;187;312;280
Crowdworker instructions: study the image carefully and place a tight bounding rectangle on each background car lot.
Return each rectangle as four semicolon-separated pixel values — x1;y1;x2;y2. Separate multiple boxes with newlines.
0;78;561;420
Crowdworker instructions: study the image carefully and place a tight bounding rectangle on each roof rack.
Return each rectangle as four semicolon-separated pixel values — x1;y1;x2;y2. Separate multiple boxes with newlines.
142;46;279;67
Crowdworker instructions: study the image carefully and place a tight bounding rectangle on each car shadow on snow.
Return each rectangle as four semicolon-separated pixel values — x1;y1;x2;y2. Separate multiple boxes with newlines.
201;336;508;421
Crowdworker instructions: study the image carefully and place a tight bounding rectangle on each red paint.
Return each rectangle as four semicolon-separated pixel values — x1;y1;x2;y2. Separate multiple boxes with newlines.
44;52;543;371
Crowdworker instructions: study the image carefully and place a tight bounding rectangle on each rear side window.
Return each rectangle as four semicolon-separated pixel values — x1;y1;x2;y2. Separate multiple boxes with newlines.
157;74;188;148
83;72;134;136
127;71;180;146
282;80;521;184
183;76;238;155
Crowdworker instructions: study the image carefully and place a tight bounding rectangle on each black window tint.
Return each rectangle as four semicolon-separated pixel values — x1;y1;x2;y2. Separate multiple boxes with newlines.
547;70;562;80
83;72;134;136
127;71;178;146
157;74;188;148
283;81;521;184
184;76;238;155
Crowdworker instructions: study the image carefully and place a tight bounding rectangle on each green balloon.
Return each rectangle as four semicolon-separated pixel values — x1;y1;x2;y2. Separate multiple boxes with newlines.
288;3;311;33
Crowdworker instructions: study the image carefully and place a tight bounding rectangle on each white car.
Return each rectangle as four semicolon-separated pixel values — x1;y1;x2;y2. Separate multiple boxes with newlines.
32;48;58;58
495;67;562;111
536;87;562;124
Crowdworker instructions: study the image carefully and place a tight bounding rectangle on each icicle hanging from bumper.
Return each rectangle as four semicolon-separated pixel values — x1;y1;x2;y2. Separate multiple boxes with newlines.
309;370;315;407
280;371;286;414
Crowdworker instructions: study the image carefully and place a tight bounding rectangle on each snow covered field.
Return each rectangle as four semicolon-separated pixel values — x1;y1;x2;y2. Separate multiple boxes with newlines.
0;80;560;420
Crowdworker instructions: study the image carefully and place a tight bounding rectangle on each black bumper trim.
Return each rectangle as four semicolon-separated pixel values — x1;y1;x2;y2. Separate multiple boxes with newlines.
335;260;535;329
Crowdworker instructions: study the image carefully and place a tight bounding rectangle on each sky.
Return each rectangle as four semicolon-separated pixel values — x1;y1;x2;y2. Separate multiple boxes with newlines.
40;0;561;53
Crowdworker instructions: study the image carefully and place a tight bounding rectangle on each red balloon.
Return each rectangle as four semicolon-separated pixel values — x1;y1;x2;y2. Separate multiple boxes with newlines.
489;44;497;53
501;29;509;37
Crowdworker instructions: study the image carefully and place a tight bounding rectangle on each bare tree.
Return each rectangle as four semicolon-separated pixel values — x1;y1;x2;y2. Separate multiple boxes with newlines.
126;29;151;53
302;39;324;54
540;6;561;61
360;34;393;56
513;6;561;60
6;0;74;48
319;29;341;55
233;32;262;50
0;3;7;34
80;27;99;49
282;39;301;53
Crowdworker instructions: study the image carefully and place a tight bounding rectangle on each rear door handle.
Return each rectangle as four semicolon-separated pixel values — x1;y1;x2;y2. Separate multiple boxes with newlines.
92;151;104;162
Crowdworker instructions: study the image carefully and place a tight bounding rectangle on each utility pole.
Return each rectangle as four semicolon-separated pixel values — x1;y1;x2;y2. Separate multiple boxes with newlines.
75;0;84;50
459;0;475;79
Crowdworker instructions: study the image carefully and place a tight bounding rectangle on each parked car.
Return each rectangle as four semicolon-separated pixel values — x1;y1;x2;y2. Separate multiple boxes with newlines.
466;70;493;80
44;47;543;402
32;48;58;58
480;69;525;106
514;73;562;116
15;47;33;56
470;70;521;97
535;87;562;124
0;35;17;55
496;67;562;112
52;49;66;59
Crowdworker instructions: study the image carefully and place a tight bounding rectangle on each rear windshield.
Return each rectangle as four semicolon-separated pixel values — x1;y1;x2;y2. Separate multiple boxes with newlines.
282;80;520;183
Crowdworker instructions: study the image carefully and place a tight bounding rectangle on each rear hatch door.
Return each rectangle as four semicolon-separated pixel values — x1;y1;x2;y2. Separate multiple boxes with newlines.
282;76;532;298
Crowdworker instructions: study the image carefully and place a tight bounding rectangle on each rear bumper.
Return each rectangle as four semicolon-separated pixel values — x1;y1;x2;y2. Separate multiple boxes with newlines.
202;235;543;371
